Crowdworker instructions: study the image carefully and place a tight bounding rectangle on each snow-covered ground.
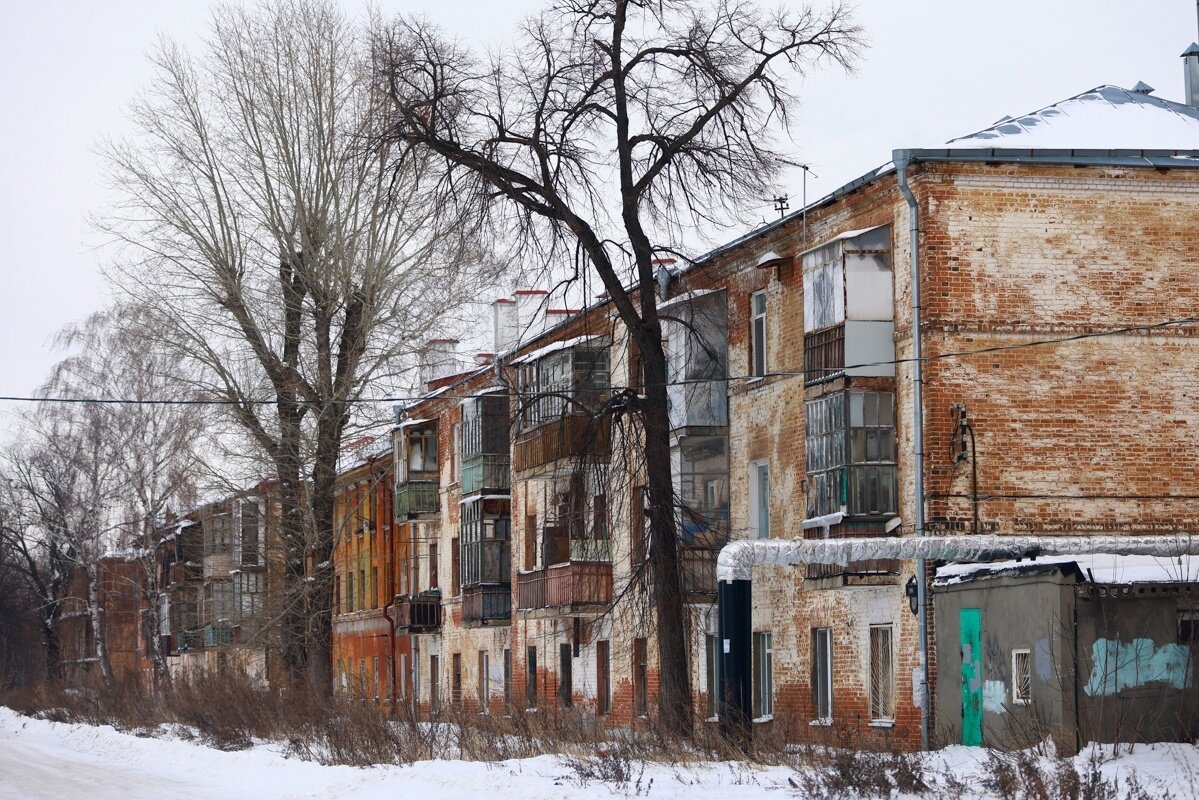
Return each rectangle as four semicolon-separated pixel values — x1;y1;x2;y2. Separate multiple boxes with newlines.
1;706;1197;799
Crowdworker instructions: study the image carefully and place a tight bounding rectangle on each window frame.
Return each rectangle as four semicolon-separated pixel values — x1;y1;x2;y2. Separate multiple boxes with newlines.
869;624;895;723
749;460;770;539
1011;648;1032;706
812;626;833;723
753;630;774;719
749;290;768;378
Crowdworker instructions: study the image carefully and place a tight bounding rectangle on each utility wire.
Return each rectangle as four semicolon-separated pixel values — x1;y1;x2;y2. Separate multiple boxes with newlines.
1;316;1195;407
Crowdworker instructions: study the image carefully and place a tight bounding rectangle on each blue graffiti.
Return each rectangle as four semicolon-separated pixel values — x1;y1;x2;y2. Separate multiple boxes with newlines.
1084;638;1193;696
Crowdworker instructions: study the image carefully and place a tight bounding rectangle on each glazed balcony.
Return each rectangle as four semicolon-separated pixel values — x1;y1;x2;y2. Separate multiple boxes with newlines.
462;583;511;626
391;593;441;633
169;560;203;584
396;480;439;516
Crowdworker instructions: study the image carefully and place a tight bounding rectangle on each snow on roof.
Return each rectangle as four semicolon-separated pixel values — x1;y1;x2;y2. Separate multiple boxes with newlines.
944;85;1199;150
510;335;600;365
658;288;720;311
935;553;1199;586
398;417;433;428
466;386;506;398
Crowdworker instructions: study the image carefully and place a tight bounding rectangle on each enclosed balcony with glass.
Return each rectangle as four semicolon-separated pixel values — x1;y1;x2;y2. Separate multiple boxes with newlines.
460;393;510;495
660;289;728;432
516;480;613;613
395;420;440;516
460;495;512;625
804;389;900;579
512;337;611;474
802;225;894;385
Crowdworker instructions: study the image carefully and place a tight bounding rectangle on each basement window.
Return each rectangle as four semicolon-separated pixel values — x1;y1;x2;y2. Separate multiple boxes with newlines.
1012;649;1032;705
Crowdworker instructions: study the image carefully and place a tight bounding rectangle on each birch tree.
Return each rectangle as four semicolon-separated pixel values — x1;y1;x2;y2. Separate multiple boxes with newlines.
377;0;861;735
100;0;490;690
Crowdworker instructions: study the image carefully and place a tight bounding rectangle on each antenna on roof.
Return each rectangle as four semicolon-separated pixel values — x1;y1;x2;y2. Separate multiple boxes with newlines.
772;195;789;219
796;163;817;250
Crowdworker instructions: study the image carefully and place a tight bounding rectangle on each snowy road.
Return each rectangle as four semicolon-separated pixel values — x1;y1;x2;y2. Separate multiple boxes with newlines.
0;708;795;799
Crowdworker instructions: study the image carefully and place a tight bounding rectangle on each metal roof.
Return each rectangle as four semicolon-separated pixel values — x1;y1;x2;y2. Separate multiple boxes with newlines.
944;85;1199;150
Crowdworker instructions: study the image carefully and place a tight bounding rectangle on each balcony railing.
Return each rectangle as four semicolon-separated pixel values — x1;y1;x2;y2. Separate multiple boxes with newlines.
681;547;719;598
513;414;610;474
204;625;234;648
517;561;612;611
169;560;202;584
803;522;899;580
462;583;511;625
176;629;204;652
461;454;511;495
804;323;846;385
391;594;441;632
397;480;439;516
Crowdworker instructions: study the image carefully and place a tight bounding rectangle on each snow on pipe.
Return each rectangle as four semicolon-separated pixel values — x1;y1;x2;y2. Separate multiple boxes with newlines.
715;534;1199;583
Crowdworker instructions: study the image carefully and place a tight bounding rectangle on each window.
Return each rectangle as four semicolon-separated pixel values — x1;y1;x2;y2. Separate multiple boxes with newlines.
479;650;490;711
869;625;895;721
1012;649;1032;705
240;500;262;567
802;240;846;333
429;543;438;590
593;494;608;540
406;426;439;475
234;571;263;619
805;390;897;518
1179;611;1199;643
503;648;512;705
596;640;611;715
812;627;832;722
371;566;378;609
633;637;648;716
705;634;721;719
451;653;462;706
452;422;462;484
526;646;538;708
749;462;770;538
358;569;366;610
386;656;394;700
373;656;380;701
750;291;767;377
334;576;342;614
430;655;440;712
451;537;460;596
399;653;407;699
631;486;647;564
753;631;774;719
559;643;573;707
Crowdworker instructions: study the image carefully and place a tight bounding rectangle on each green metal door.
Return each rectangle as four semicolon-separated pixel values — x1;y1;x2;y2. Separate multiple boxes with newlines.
960;608;983;746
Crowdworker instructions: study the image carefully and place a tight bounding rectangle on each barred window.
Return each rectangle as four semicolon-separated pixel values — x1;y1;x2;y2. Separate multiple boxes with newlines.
869;624;895;721
1012;649;1032;705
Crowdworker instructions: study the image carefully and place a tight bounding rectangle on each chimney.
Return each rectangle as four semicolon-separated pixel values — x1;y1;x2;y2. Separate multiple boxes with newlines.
491;298;518;353
474;352;495;367
420;339;460;387
513;289;549;342
1183;42;1199;107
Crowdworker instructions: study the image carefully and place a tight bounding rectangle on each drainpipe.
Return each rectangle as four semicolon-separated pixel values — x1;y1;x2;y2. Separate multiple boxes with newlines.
895;149;931;752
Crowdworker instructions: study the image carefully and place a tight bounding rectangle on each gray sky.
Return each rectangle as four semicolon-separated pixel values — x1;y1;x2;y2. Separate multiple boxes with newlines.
1;0;1195;417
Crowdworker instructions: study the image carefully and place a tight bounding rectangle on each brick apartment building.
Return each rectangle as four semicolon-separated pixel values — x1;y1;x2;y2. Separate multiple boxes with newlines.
343;81;1199;747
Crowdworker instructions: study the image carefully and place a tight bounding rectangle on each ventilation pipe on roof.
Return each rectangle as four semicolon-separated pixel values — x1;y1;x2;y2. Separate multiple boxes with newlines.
492;298;518;353
1183;42;1199;107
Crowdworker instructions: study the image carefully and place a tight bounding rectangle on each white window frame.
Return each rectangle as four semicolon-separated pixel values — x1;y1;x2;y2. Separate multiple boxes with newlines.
753;630;774;720
750;291;767;377
869;624;895;723
1012;649;1032;705
812;627;833;724
749;461;770;539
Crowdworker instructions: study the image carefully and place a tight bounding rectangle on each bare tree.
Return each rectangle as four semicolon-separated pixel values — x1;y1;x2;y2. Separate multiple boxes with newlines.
99;0;492;690
1;400;124;684
43;304;204;686
377;0;861;735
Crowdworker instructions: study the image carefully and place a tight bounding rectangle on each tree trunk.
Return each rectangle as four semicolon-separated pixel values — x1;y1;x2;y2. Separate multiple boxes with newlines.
40;616;61;685
277;404;309;685
306;408;344;695
85;571;114;684
638;329;693;737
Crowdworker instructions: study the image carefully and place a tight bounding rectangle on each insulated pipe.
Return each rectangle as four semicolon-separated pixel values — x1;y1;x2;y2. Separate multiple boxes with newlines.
715;534;1199;583
895;151;931;751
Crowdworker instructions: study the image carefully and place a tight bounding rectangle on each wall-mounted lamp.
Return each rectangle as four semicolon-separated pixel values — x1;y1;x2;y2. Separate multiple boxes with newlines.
905;575;919;616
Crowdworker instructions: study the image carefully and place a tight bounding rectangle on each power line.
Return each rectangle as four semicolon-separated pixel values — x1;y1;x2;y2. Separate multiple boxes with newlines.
1;316;1195;407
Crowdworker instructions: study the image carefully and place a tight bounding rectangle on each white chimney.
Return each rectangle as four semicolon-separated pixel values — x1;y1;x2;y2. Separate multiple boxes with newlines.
420;339;460;387
513;289;549;343
492;298;518;353
1183;42;1199;107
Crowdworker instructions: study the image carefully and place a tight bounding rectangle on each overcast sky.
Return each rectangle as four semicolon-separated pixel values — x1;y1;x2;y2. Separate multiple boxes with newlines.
1;0;1196;423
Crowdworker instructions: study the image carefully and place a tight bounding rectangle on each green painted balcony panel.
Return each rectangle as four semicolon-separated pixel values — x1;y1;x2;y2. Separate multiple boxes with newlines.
461;454;510;495
397;480;439;516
